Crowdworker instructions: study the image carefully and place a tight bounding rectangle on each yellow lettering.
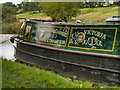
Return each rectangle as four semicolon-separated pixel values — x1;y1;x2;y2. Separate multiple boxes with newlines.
82;37;103;47
96;32;101;37
103;34;106;40
84;30;87;34
98;40;103;46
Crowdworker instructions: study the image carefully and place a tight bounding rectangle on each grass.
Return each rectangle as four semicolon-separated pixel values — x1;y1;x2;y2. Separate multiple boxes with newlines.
2;58;113;88
72;6;119;23
17;6;120;23
18;10;40;14
16;12;51;20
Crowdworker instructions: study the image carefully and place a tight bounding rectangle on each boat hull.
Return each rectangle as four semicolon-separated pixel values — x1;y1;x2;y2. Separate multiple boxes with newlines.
14;40;120;86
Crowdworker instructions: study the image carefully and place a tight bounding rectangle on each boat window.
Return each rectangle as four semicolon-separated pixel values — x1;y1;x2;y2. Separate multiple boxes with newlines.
24;23;32;40
30;24;37;41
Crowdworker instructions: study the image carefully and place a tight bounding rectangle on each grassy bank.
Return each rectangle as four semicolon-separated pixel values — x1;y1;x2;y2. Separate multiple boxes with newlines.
74;6;119;23
2;58;112;88
16;12;50;21
17;6;119;23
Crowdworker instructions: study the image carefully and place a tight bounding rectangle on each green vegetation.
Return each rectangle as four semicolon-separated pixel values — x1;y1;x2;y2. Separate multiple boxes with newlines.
1;1;119;34
17;2;40;13
16;12;50;21
17;10;39;14
16;1;120;14
2;6;119;34
2;2;17;23
74;6;119;23
2;58;112;88
2;23;22;34
40;2;80;22
17;6;119;23
1;2;19;34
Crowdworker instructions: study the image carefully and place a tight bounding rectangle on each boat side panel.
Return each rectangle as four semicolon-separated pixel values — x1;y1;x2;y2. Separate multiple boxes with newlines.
23;22;120;56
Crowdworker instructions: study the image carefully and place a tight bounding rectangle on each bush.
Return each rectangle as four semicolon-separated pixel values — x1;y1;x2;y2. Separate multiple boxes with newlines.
2;22;22;34
2;15;17;23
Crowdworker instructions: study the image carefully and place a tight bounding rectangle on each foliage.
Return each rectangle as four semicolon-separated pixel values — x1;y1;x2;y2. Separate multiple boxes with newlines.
2;2;16;8
1;2;21;34
17;2;40;13
113;1;120;6
40;2;80;22
2;2;17;23
2;22;22;34
2;59;111;88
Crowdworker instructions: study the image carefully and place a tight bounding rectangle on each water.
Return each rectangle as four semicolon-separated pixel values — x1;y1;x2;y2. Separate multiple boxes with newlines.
0;34;17;61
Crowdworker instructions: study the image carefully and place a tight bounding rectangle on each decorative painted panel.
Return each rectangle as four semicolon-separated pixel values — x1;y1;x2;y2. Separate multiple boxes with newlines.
68;27;117;52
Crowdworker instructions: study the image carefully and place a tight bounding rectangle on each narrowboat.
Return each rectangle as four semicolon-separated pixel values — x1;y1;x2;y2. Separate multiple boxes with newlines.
11;16;120;86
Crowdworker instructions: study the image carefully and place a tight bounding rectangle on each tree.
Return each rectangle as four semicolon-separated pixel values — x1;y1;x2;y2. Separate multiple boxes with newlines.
40;2;80;22
17;2;40;13
27;2;39;11
2;2;17;23
2;2;16;8
113;1;120;6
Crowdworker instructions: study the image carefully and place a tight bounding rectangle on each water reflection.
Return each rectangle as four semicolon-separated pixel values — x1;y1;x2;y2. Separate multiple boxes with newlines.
0;34;16;61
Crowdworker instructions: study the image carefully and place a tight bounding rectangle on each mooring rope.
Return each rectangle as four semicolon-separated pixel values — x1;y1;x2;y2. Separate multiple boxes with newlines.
0;34;18;44
0;39;10;44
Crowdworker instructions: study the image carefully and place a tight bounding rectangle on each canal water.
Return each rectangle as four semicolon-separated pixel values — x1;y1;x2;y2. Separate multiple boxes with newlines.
0;34;16;61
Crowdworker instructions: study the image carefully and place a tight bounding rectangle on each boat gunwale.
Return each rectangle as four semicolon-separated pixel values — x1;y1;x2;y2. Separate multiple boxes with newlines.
27;20;120;26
